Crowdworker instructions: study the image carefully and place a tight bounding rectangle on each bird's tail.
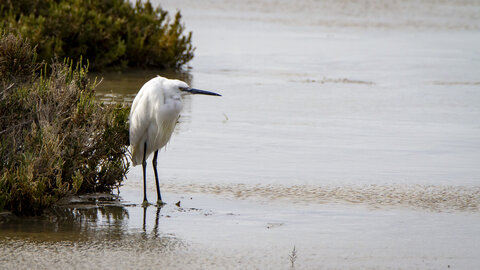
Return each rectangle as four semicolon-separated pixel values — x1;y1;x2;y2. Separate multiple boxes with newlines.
130;145;140;166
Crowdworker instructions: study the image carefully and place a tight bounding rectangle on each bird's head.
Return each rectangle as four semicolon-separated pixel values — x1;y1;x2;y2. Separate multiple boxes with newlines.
157;77;222;103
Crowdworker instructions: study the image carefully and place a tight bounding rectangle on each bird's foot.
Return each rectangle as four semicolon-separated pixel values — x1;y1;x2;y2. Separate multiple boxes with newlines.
142;200;150;207
156;200;166;207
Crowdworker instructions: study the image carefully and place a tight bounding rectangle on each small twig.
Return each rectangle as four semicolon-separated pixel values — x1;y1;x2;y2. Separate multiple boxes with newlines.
4;82;15;92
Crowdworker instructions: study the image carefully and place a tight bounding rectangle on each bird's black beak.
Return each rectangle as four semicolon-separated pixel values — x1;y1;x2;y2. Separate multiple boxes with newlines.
183;88;221;96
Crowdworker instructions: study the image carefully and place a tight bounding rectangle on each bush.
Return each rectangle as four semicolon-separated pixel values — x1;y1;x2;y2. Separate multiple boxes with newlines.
0;33;130;215
0;0;194;70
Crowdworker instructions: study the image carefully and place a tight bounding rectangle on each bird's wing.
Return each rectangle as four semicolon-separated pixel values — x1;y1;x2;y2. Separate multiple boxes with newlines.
129;84;151;164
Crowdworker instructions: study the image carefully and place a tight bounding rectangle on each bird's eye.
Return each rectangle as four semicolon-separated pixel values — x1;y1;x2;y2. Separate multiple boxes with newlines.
179;87;189;92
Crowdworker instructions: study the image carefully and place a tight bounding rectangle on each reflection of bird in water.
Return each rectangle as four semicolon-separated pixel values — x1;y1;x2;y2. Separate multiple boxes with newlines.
129;76;221;206
142;206;162;239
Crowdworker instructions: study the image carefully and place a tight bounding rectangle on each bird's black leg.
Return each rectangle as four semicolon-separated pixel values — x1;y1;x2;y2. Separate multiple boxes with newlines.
142;142;148;206
152;150;164;206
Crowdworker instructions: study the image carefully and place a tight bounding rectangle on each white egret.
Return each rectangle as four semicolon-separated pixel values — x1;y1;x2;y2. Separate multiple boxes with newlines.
129;76;221;206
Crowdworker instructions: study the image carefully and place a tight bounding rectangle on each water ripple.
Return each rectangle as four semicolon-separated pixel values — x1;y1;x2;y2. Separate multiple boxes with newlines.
163;183;480;212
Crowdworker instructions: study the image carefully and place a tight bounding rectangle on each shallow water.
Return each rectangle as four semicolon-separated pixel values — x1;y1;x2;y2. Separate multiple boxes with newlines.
2;0;480;269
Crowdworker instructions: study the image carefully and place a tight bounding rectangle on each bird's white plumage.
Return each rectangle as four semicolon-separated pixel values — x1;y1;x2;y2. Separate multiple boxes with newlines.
129;76;188;166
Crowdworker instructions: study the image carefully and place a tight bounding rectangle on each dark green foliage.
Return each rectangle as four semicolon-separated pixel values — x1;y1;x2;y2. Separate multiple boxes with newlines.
0;33;130;215
0;0;194;70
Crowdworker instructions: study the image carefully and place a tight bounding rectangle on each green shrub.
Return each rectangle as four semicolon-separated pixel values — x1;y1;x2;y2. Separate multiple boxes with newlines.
0;0;194;70
0;33;130;215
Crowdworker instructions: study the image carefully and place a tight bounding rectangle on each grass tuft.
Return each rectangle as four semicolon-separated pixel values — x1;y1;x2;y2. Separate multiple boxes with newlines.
289;246;298;268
